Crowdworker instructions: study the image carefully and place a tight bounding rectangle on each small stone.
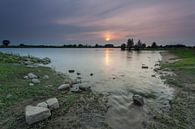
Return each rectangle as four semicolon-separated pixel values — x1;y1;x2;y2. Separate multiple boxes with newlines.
32;79;40;84
29;83;34;86
70;84;81;93
43;75;49;80
77;76;82;80
58;84;70;91
46;98;59;110
26;65;38;68
37;102;48;108
25;105;51;125
133;95;144;106
90;73;94;76
28;73;37;79
77;72;81;75
142;65;149;69
68;70;75;73
70;79;81;85
24;76;29;79
23;61;32;65
78;83;91;91
6;94;12;99
42;57;51;65
152;75;156;77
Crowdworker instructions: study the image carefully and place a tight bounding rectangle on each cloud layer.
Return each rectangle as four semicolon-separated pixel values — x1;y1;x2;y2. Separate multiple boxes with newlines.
0;0;194;45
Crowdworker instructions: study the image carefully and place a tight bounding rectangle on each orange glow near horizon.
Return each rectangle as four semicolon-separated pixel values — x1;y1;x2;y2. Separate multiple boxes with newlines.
105;37;110;41
104;32;113;42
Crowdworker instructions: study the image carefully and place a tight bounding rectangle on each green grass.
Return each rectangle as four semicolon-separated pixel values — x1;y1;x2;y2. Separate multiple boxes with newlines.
162;49;195;69
0;63;66;110
0;52;43;64
0;52;73;128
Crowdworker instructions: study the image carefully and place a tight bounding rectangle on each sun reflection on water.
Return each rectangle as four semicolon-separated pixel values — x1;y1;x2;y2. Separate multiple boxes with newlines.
104;48;110;66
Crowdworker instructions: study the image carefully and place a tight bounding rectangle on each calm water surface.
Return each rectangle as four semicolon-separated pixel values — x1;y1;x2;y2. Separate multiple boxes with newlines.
0;48;174;129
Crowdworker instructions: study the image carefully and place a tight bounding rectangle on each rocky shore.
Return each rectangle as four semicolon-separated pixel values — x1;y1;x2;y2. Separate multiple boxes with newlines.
0;52;111;129
147;50;195;129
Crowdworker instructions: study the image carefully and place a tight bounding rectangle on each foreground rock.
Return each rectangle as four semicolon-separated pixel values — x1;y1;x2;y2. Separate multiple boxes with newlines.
58;84;70;91
69;83;92;93
68;70;75;73
142;65;149;69
32;79;40;84
37;102;48;108
46;98;59;110
43;75;49;80
70;84;81;93
28;73;38;79
77;83;91;91
25;105;51;125
132;95;144;106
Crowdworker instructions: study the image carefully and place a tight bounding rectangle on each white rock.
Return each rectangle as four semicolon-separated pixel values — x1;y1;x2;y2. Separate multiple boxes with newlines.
32;79;40;84
25;105;51;125
43;75;49;80
28;73;37;79
58;84;70;91
24;76;29;79
37;102;48;108
70;84;81;93
29;83;34;86
46;98;59;110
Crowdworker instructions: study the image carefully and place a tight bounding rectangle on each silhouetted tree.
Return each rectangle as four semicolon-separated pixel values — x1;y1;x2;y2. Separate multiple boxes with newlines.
151;42;158;48
2;40;10;47
127;38;134;50
78;44;83;48
95;44;99;48
135;40;142;50
121;43;126;51
141;43;146;49
19;44;25;47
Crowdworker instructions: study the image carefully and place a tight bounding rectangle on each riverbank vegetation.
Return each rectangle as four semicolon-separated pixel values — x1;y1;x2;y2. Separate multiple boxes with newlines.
149;48;195;129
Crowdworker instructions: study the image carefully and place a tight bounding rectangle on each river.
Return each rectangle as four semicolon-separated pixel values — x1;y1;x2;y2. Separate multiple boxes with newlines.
0;48;174;129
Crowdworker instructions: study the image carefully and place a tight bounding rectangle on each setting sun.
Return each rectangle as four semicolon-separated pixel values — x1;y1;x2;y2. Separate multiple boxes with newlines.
105;37;110;41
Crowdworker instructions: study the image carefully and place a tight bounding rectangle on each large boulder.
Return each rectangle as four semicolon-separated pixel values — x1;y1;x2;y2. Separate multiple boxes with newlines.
28;73;37;79
25;105;51;125
132;95;144;106
58;84;70;91
46;98;59;110
32;79;40;84
37;102;48;108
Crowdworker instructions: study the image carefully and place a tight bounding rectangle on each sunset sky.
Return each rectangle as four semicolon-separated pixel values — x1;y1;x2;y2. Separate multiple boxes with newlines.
0;0;194;45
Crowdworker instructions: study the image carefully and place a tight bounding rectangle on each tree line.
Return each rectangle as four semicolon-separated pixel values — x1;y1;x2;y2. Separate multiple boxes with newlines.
0;39;193;49
120;38;193;50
